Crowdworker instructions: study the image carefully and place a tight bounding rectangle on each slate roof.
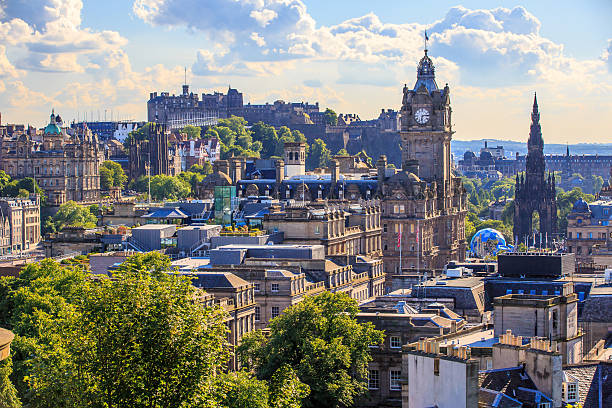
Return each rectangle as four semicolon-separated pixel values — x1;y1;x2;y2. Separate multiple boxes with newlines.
564;362;612;408
189;272;250;289
479;366;552;407
142;207;188;219
479;388;522;407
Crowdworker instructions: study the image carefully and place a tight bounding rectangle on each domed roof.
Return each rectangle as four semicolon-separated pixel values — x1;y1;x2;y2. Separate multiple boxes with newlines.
469;228;509;255
572;198;590;213
44;123;61;134
44;110;62;135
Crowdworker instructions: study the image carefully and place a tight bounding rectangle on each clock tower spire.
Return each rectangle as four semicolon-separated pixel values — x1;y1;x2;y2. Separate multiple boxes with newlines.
399;48;452;184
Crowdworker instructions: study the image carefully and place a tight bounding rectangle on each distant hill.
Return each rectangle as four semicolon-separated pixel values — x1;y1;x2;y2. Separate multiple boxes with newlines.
451;139;612;159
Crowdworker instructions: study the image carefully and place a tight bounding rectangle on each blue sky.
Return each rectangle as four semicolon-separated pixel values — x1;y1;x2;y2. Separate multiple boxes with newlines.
0;1;610;142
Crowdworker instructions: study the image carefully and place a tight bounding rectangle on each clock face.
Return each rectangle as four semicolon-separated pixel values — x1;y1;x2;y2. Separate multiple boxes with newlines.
414;108;430;124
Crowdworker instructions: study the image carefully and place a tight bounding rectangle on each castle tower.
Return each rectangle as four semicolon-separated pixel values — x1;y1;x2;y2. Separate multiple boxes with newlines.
284;142;306;178
514;94;557;246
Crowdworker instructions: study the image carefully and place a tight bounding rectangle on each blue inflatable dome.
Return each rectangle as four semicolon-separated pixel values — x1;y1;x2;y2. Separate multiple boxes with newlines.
470;228;511;256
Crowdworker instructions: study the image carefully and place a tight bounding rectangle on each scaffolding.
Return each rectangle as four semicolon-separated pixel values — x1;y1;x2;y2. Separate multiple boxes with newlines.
165;110;219;130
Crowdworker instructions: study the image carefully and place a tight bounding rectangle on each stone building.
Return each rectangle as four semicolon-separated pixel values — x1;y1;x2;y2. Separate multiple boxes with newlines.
514;94;557;245
0;196;41;254
263;200;382;258
1;111;104;205
493;293;582;364
188;271;256;370
148;84;243;128
380;47;468;274
204;265;326;330
565;197;612;264
128;123;181;179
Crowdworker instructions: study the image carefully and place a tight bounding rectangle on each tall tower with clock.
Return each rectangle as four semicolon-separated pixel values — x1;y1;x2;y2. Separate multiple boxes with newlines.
377;41;468;284
399;48;452;184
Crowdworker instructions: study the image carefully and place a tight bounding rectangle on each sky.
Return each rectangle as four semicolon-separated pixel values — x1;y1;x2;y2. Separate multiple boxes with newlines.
0;0;610;143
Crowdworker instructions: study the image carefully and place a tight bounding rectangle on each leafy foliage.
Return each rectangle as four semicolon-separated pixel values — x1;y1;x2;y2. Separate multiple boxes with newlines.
0;171;44;200
182;125;201;139
306;139;331;170
323;108;337;126
0;357;20;408
43;201;98;233
100;160;127;190
131;174;191;201
238;292;383;408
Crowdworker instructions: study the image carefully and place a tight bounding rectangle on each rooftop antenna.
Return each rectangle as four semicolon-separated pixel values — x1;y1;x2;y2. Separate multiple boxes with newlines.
424;29;429;53
184;66;187;86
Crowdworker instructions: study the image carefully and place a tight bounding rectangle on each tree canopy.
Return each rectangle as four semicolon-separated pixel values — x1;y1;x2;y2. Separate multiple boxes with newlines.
0;253;324;407
306;139;331;170
100;160;127;190
182;125;201;140
238;292;383;408
0;171;44;200
43;201;98;233
323;109;337;126
131;174;191;201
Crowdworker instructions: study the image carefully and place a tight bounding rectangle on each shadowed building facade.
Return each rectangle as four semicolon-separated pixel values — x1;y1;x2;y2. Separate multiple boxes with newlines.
513;94;557;245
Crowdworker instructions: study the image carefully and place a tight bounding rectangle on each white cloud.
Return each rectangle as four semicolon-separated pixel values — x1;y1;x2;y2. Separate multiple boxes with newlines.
250;9;277;27
250;32;266;47
0;45;19;77
0;0;127;73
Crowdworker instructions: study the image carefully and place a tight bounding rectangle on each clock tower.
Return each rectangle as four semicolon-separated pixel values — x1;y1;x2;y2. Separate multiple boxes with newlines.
400;48;452;184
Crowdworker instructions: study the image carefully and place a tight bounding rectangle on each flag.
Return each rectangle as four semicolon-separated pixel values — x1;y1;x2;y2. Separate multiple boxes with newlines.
425;30;429;41
397;230;401;249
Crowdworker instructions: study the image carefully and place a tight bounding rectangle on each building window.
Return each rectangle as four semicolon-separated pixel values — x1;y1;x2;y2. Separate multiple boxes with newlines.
271;306;280;318
368;370;380;390
255;306;261;321
564;382;578;402
383;223;388;233
254;283;261;291
390;336;401;349
537;403;550;408
589;232;593;239
389;370;401;391
314;226;320;234
271;283;279;292
568;232;572;238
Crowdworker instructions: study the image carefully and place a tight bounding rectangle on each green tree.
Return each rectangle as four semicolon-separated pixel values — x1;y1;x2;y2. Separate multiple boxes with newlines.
26;253;230;408
1;177;44;199
238;292;383;408
0;357;21;408
44;201;97;233
335;148;348;156
324;108;337;126
182;125;201;140
251;122;279;158
100;161;127;190
306;139;331;170
131;175;191;200
269;365;310;408
188;163;213;175
216;371;270;408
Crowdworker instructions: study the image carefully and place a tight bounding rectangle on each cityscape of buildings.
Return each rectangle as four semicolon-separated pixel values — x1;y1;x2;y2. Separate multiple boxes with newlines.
0;18;611;408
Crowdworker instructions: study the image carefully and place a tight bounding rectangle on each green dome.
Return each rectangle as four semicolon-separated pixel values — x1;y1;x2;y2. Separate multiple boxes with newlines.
44;110;62;134
44;123;61;134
